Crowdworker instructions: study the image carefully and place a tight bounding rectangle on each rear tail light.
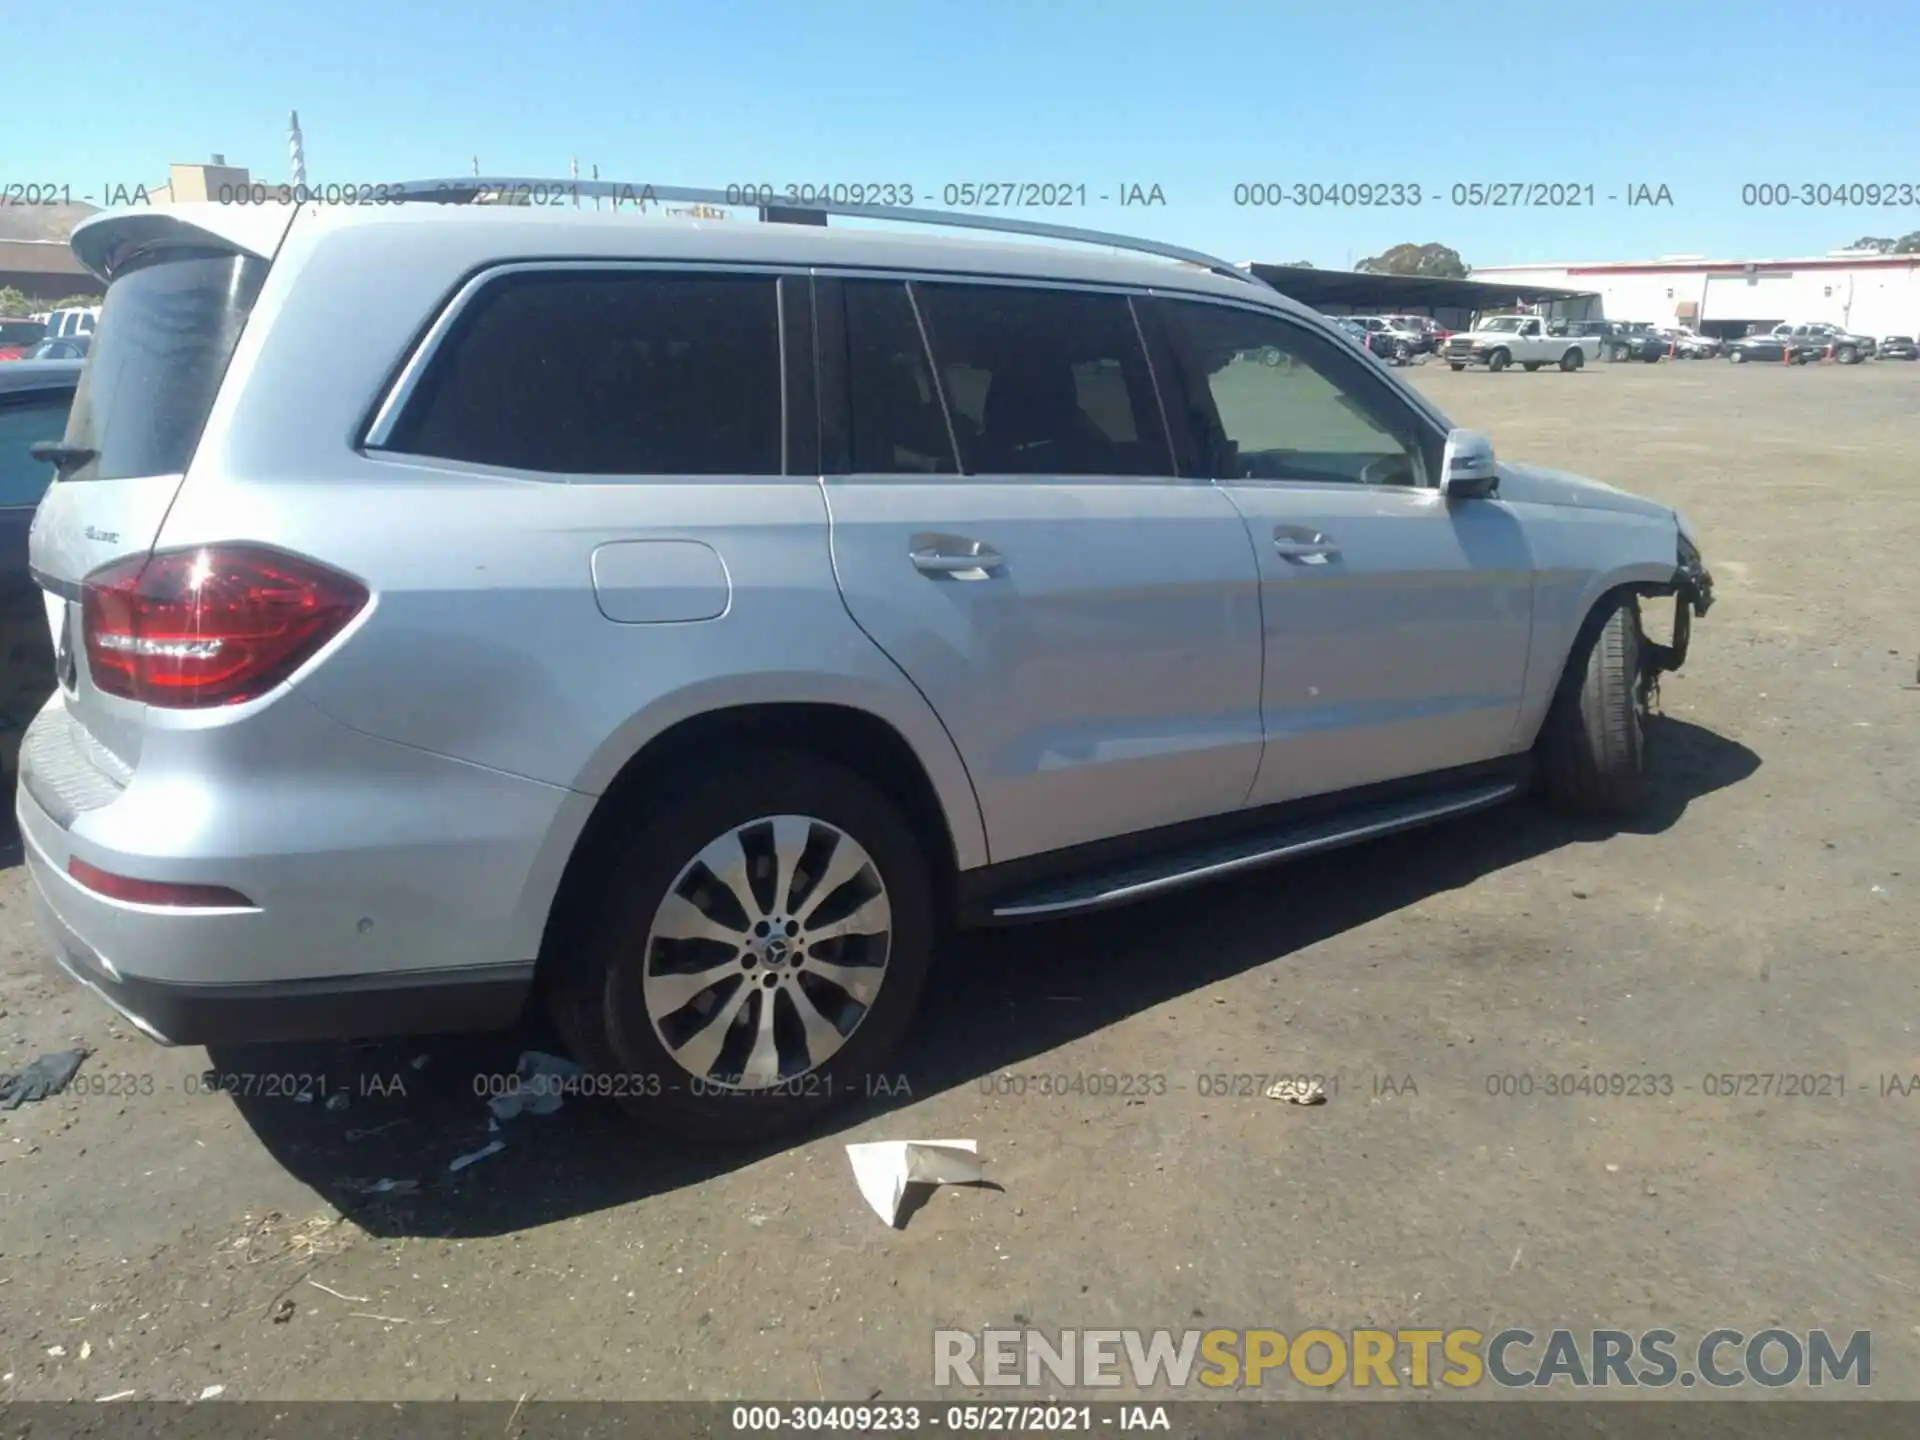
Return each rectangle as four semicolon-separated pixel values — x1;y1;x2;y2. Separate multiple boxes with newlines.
83;545;368;708
68;857;253;908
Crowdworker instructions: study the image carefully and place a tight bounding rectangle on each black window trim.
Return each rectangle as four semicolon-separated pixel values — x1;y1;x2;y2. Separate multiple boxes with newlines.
817;267;1188;483
360;259;807;478
1141;291;1449;491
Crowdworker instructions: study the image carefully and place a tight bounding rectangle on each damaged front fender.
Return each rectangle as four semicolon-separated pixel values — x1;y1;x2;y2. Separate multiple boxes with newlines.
1642;533;1714;675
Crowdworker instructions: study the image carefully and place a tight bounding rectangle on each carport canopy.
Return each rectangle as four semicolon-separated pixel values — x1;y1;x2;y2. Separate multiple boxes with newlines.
1245;263;1596;321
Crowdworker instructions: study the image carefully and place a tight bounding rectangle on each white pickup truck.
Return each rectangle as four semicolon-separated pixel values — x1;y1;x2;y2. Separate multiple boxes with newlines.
1441;315;1597;373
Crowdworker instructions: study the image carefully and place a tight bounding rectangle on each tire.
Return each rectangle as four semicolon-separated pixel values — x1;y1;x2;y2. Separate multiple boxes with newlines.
1537;596;1650;815
1522;361;1542;372
1449;362;1466;372
1642;351;1661;363
548;748;936;1141
1487;349;1510;373
1837;345;1857;364
1729;349;1746;364
1559;348;1584;372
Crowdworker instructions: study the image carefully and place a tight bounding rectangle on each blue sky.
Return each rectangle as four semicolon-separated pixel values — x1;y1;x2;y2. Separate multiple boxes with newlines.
11;0;1919;268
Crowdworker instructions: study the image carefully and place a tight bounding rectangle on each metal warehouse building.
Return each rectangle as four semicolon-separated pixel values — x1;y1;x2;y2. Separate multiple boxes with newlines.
1469;253;1920;341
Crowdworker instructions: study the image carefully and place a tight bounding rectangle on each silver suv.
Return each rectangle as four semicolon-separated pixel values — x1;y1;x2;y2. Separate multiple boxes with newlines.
20;183;1714;1140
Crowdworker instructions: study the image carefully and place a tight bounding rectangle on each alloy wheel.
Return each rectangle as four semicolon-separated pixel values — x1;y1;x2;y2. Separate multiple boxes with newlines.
640;815;892;1090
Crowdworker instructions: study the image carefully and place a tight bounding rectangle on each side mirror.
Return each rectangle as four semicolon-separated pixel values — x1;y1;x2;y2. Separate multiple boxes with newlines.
1440;428;1499;499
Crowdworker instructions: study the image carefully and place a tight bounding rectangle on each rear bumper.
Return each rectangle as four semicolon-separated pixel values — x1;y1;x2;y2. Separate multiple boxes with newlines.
16;692;586;1043
24;852;531;1044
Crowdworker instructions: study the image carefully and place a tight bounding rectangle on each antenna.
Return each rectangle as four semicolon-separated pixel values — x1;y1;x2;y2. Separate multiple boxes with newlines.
288;111;306;190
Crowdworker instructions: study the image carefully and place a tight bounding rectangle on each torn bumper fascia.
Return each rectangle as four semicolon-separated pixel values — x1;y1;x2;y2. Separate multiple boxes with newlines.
1644;532;1714;675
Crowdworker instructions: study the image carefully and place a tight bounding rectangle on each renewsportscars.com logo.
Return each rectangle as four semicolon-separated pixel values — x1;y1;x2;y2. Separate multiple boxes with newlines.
933;1327;1871;1390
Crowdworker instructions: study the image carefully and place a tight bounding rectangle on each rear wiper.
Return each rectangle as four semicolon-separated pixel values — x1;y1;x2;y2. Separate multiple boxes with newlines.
28;441;97;472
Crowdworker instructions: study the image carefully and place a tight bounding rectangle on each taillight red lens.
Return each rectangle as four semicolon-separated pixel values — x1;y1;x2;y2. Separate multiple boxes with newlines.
68;857;253;908
83;545;368;708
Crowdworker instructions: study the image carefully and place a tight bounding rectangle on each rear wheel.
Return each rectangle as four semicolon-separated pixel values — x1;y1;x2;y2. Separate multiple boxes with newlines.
1559;348;1584;372
1538;596;1650;815
1522;361;1542;372
1487;349;1511;373
1449;362;1466;372
1729;349;1746;364
549;749;936;1141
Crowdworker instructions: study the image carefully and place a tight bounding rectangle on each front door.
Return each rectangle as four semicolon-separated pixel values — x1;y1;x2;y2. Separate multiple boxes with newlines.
822;277;1264;863
1149;296;1535;808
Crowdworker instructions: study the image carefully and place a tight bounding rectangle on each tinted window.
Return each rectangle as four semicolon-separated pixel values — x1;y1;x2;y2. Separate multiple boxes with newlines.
61;250;267;482
0;321;47;346
387;272;782;476
0;390;74;506
912;283;1169;477
1161;300;1430;488
844;281;954;474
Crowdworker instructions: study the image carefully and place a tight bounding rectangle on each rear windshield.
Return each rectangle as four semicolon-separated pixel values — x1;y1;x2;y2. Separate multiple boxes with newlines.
58;248;268;482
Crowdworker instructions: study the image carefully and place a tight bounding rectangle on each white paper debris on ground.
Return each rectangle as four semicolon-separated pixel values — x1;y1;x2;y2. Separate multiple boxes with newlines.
448;1138;506;1173
845;1139;984;1227
324;1092;350;1112
198;1384;225;1400
1265;1076;1327;1105
95;1389;137;1402
487;1049;583;1121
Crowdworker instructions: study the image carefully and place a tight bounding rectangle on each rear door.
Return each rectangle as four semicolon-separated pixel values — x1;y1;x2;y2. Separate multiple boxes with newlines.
1149;295;1534;807
821;276;1263;863
29;221;279;767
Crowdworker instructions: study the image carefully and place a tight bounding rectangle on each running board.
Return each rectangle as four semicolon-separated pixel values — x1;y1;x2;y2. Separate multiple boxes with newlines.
988;781;1520;921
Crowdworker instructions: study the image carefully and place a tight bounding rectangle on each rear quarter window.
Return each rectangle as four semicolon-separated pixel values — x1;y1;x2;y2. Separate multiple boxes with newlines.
381;271;785;476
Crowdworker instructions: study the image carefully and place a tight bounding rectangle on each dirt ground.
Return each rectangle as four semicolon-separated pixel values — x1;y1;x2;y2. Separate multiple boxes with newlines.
0;358;1915;1405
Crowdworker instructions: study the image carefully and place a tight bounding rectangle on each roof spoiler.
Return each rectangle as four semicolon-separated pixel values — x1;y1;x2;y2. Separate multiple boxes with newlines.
69;203;296;283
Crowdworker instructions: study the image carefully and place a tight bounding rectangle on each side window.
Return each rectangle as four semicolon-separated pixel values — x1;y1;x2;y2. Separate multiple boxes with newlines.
1159;300;1432;488
844;281;955;474
0;392;74;507
1518;319;1541;337
911;283;1170;477
385;271;783;475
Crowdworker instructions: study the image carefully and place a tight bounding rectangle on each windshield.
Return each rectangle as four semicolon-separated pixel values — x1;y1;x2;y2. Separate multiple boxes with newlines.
58;248;269;482
1479;317;1524;333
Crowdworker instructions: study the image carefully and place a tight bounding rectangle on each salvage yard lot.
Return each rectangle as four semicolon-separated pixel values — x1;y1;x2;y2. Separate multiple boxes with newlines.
1;359;1915;1402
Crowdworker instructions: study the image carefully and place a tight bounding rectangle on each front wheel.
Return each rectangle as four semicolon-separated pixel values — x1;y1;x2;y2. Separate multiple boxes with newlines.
1537;596;1650;815
1487;349;1511;373
1729;349;1746;364
1836;345;1857;364
549;749;936;1141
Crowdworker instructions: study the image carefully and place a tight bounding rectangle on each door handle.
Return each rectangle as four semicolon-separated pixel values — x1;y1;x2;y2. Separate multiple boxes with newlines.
910;533;1004;577
1273;528;1340;564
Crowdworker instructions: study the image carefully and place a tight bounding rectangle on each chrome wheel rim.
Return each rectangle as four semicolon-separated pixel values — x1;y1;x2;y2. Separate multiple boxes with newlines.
641;815;891;1091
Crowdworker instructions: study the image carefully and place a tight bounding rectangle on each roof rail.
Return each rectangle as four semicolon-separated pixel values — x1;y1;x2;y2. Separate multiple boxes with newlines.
370;178;1263;287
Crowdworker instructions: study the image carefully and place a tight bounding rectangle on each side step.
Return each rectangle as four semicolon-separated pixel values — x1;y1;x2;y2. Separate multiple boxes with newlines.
989;780;1520;921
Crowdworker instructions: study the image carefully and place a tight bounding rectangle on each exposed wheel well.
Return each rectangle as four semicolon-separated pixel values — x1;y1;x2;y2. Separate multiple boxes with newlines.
534;704;961;989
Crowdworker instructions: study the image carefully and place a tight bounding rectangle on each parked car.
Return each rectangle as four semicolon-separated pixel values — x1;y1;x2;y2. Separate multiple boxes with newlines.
44;306;100;341
1380;315;1441;355
21;336;90;361
1724;328;1822;364
0;360;82;788
1877;334;1917;360
1653;326;1719;359
0;319;49;361
1775;323;1873;364
1347;315;1415;364
1335;316;1406;364
1442;314;1596;371
22;187;1713;1140
1595;323;1668;364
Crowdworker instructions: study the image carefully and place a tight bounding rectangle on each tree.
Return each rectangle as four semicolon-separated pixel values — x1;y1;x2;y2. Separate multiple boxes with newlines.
1848;236;1896;253
0;286;34;317
1355;242;1470;278
1896;231;1920;254
1279;259;1315;268
47;293;102;310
